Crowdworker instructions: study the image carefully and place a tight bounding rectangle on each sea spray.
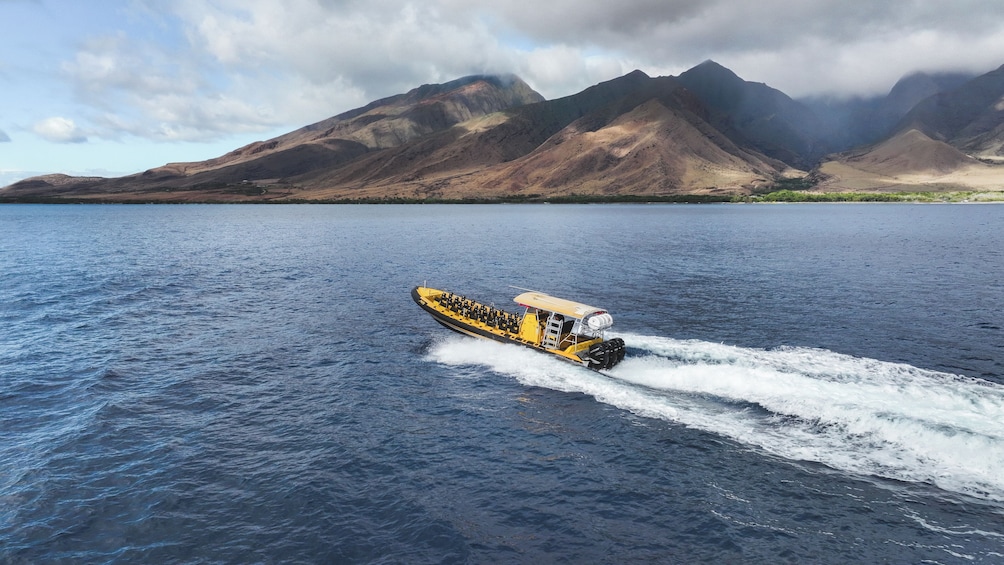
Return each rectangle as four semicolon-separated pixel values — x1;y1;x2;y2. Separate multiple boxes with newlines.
427;333;1004;502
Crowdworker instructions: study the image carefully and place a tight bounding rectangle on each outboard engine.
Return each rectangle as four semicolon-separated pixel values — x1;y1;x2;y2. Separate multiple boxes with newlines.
585;338;626;370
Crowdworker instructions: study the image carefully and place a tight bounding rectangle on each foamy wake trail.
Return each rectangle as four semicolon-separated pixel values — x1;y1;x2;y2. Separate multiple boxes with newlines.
426;333;1004;503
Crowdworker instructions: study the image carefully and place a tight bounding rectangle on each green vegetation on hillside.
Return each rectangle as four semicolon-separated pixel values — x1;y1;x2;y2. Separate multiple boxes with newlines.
766;176;818;192
257;193;736;204
739;190;1004;203
4;188;1003;205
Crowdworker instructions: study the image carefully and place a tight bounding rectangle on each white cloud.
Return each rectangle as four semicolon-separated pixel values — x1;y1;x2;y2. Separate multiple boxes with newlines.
33;117;87;143
54;0;528;143
0;128;10;142
172;0;516;97
446;0;1004;98
42;0;1004;147
516;45;642;100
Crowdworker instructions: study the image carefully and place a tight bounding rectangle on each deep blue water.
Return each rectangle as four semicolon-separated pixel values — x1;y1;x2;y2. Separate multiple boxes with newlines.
2;203;1003;564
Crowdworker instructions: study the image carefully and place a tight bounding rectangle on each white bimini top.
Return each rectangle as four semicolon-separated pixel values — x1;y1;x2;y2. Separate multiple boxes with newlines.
514;291;614;332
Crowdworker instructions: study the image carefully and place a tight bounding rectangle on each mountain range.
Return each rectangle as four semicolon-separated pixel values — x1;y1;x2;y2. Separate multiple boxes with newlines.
4;61;1003;202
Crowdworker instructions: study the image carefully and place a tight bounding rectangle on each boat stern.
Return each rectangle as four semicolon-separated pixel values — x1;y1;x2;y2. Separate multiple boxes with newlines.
578;337;626;370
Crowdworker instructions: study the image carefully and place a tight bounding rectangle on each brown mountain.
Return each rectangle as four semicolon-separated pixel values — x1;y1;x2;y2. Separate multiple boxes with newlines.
283;70;788;199
458;90;782;198
7;61;1003;202
2;68;790;202
896;64;1004;157
816;65;1004;191
2;74;545;201
815;129;995;192
676;60;830;168
838;129;980;175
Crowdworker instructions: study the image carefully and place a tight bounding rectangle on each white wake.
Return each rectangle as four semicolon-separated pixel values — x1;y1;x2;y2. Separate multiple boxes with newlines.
426;332;1004;503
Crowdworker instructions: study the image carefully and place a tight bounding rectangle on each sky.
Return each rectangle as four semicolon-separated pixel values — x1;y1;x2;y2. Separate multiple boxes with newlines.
3;0;1004;186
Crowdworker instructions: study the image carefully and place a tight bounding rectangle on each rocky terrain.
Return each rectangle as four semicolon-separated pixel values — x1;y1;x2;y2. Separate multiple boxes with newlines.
4;62;1003;202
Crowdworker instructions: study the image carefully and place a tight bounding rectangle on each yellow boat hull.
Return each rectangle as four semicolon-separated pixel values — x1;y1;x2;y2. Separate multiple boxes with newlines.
412;286;625;370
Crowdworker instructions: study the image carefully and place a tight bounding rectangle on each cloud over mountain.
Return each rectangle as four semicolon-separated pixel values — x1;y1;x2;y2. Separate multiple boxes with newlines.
41;0;1004;147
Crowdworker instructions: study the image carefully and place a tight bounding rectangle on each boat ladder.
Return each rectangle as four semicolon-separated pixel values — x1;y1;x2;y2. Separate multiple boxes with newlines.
541;314;563;350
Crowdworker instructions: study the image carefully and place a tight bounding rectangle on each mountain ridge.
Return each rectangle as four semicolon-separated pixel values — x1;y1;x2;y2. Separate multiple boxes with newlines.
4;61;1004;201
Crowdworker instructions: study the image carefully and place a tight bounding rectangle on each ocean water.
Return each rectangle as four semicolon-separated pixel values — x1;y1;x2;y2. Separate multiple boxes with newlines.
1;203;1002;563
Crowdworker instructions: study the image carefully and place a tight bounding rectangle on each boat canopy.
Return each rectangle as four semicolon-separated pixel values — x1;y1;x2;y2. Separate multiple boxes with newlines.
514;291;607;319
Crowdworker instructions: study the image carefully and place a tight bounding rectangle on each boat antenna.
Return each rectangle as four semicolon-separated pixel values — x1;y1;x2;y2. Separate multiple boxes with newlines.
508;285;537;292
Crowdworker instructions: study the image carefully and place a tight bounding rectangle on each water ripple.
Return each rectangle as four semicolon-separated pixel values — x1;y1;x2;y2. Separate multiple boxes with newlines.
2;204;1003;563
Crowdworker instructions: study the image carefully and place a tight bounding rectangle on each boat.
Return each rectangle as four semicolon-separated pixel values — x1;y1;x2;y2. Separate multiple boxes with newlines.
412;286;626;371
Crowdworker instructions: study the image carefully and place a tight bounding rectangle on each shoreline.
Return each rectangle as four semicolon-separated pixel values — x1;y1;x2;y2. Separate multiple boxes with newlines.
3;190;1004;205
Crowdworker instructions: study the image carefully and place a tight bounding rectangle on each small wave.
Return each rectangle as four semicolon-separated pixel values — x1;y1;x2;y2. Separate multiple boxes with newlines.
426;333;1004;503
